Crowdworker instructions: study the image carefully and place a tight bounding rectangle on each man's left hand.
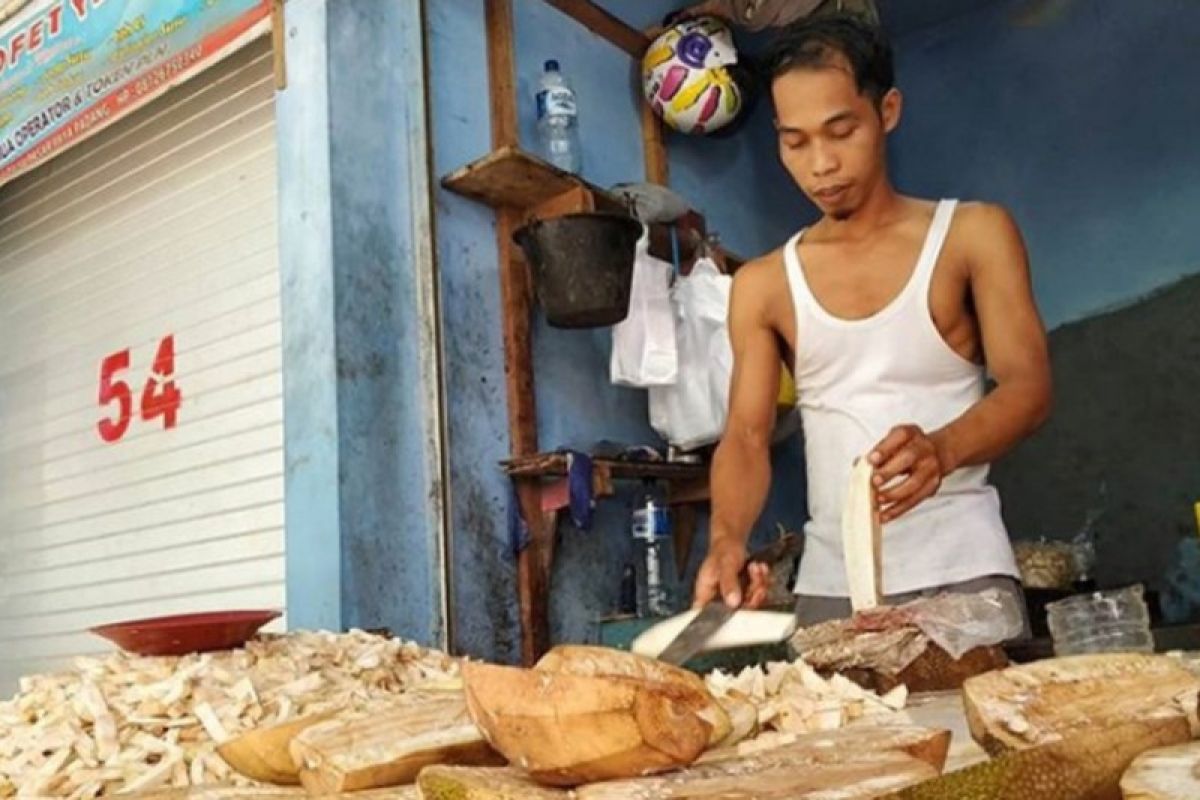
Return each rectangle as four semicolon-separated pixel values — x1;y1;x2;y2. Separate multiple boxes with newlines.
868;425;948;523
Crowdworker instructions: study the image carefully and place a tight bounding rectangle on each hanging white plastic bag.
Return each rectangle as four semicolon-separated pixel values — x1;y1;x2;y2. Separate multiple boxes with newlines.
648;256;733;450
611;226;678;387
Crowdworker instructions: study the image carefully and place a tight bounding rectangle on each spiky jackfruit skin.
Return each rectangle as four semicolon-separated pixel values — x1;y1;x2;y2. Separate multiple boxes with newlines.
882;717;1191;800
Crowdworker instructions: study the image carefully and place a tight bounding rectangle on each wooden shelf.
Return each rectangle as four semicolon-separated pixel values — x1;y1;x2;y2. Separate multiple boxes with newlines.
441;146;745;271
503;451;710;507
441;146;586;210
502;451;711;592
503;451;706;482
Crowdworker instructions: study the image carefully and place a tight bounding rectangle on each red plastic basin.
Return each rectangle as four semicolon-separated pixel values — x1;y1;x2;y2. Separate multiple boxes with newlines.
89;609;282;656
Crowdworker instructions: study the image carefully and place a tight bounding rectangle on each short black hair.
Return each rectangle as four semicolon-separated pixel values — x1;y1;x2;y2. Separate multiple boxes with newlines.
763;14;894;105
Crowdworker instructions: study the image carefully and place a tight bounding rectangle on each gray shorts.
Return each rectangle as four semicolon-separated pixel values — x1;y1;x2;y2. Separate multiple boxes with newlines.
794;574;1032;641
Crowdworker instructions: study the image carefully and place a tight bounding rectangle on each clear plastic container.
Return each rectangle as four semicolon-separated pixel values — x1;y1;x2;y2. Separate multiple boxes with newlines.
1046;584;1154;657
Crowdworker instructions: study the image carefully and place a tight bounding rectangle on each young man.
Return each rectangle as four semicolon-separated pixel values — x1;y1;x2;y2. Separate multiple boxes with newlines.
693;16;1052;628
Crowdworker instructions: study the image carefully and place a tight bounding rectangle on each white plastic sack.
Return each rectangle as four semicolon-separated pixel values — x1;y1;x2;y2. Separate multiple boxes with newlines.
648;256;733;450
611;226;678;387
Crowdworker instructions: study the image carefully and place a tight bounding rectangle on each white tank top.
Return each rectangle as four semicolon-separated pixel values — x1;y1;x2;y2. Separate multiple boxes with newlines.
784;199;1020;597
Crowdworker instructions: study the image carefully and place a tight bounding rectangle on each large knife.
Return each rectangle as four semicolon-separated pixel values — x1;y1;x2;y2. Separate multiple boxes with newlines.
652;537;802;666
655;600;737;665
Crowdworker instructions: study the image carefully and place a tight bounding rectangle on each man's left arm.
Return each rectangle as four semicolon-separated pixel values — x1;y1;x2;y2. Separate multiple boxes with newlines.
871;204;1053;522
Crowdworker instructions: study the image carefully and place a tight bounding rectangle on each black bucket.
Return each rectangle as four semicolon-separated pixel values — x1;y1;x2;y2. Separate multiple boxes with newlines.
513;212;643;328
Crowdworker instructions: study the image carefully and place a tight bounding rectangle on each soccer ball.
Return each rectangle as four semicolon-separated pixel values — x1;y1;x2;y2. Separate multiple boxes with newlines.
642;17;745;136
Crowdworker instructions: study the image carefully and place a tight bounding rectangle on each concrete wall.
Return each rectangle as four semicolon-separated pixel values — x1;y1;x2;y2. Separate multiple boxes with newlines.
889;0;1200;593
427;1;810;661
992;274;1200;591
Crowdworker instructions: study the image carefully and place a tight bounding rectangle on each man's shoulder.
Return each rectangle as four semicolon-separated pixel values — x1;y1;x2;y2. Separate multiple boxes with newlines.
946;201;1024;261
944;201;1029;282
952;200;1021;236
728;247;790;327
731;246;786;291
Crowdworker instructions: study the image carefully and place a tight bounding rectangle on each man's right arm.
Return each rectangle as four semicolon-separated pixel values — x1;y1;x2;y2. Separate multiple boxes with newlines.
693;260;782;608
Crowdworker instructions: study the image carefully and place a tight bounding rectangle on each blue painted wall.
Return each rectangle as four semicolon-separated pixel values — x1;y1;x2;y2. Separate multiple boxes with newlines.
888;0;1200;327
278;0;445;645
425;0;518;661
428;1;810;660
277;0;341;632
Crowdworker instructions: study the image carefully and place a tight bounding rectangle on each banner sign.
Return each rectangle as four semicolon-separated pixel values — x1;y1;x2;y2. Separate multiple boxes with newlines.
0;0;270;187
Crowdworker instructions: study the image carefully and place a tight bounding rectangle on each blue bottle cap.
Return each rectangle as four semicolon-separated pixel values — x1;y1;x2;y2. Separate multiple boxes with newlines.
544;59;560;72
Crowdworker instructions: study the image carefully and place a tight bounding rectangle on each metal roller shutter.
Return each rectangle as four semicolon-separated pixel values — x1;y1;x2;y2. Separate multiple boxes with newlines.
0;38;284;694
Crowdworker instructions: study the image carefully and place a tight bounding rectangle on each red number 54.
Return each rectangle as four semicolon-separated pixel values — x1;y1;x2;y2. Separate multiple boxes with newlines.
97;335;183;443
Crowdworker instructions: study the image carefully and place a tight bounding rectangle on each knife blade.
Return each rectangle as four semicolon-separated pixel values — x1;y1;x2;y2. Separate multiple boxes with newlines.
651;537;802;666
655;601;737;665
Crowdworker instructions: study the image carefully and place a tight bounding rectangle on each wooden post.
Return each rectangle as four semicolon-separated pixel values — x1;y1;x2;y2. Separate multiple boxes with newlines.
640;100;669;185
540;0;650;58
486;0;517;148
485;0;553;664
499;210;553;665
270;0;287;90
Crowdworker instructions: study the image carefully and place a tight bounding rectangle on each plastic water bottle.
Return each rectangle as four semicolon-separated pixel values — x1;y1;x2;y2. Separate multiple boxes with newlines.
632;493;673;618
535;59;582;174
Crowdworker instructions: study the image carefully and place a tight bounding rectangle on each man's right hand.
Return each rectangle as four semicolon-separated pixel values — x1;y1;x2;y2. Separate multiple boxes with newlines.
693;539;771;609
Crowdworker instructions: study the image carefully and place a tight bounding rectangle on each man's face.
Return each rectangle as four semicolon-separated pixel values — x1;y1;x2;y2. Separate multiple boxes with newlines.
772;56;900;220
